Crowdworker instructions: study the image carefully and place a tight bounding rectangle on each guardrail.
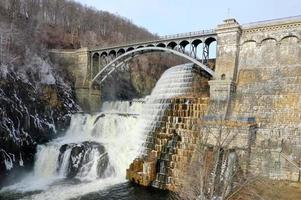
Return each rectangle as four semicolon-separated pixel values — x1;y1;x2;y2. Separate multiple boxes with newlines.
91;29;216;52
159;29;215;40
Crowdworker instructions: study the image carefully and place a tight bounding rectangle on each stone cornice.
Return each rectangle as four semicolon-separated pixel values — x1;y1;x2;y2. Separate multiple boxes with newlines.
242;21;301;34
216;18;242;34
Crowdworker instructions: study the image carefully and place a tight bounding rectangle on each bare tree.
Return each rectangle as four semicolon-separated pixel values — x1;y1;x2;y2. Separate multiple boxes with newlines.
171;99;255;200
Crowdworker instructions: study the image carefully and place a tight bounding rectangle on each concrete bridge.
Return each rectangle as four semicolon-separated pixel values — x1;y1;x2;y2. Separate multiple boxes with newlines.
89;29;217;84
50;16;301;112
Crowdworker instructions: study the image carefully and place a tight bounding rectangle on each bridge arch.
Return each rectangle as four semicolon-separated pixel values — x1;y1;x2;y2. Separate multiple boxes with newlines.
157;43;166;47
204;37;217;59
109;50;116;56
185;43;193;55
179;40;189;48
100;52;108;57
204;37;216;46
91;46;215;85
126;47;134;52
117;48;125;55
167;41;178;49
191;39;204;59
192;39;203;46
92;52;100;78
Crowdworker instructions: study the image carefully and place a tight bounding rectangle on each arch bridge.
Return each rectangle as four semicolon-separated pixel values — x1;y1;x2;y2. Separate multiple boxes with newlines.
49;17;301;112
89;29;217;85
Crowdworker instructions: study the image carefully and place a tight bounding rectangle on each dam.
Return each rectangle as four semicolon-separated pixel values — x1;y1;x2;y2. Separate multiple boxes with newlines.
1;15;301;199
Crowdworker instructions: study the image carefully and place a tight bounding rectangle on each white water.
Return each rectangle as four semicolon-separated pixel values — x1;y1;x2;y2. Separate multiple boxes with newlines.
135;63;196;155
34;145;60;179
58;148;72;177
1;103;143;198
1;63;199;200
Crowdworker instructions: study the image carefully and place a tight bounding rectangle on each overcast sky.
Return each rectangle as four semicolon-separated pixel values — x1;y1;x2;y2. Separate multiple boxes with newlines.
77;0;301;36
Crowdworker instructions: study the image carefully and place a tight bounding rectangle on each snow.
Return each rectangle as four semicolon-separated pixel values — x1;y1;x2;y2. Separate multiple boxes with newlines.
21;53;56;85
1;149;14;171
0;64;9;79
19;152;24;167
37;57;56;85
2;49;57;86
1;52;56;86
0;46;78;173
4;158;13;170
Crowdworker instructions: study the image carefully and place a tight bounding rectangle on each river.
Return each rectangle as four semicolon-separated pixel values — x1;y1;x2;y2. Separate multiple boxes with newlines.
0;182;170;200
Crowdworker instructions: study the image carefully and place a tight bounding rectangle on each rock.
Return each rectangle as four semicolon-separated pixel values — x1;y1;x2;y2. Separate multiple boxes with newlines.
58;141;109;178
0;64;78;187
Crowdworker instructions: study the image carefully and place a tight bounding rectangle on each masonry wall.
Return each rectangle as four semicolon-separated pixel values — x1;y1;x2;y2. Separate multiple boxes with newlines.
126;19;301;193
49;49;101;112
231;22;301;181
126;95;210;190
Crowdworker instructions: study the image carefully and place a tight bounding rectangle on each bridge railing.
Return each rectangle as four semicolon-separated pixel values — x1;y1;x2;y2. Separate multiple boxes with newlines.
159;29;215;40
91;29;216;52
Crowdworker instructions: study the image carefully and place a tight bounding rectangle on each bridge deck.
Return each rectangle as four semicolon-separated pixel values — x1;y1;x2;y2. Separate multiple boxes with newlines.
90;29;216;52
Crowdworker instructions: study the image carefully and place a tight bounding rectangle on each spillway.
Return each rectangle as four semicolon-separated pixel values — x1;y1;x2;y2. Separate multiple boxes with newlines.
0;63;200;200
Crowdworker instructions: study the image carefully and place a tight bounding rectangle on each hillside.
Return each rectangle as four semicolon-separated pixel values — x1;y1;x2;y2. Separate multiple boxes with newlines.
0;0;157;49
0;0;186;187
1;0;185;98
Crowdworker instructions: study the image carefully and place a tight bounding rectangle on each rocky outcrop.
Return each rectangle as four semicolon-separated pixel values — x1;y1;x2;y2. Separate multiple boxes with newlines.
0;61;78;187
58;141;109;178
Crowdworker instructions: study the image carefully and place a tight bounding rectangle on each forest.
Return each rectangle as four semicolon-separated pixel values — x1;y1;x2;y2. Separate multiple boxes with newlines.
0;0;156;49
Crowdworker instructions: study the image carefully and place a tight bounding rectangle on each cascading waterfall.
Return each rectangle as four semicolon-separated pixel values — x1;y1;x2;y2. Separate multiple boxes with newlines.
1;100;144;197
57;147;72;177
0;63;199;200
135;63;197;155
33;145;60;179
35;100;145;181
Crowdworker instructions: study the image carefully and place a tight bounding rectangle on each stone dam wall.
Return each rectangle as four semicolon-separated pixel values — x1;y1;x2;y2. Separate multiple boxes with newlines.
127;95;210;190
232;18;301;181
48;16;301;192
127;17;301;193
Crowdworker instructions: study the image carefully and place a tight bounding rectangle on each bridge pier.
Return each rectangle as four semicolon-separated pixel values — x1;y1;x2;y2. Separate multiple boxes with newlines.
208;18;241;118
49;48;102;113
214;18;241;81
75;87;101;113
75;48;102;112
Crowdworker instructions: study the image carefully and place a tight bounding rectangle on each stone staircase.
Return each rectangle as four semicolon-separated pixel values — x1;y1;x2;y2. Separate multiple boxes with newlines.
127;95;209;190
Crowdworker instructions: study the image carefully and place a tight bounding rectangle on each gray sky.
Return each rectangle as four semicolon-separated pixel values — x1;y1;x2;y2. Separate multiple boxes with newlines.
77;0;301;36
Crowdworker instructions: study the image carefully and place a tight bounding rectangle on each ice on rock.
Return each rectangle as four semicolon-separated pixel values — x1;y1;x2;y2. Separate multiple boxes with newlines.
19;152;24;167
0;64;9;79
1;149;14;170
